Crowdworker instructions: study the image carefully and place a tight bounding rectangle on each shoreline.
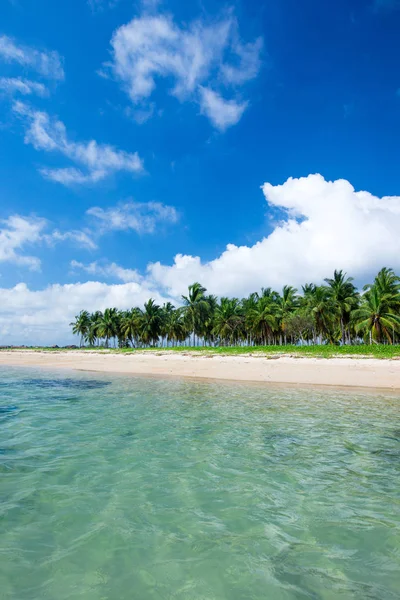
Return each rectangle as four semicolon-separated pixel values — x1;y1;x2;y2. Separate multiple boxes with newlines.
0;350;400;390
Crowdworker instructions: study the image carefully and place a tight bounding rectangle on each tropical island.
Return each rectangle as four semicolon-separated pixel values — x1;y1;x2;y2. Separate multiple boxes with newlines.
68;268;400;351
1;268;400;389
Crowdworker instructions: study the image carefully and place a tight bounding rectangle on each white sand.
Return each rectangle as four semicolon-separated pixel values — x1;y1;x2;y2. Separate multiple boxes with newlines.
0;350;399;390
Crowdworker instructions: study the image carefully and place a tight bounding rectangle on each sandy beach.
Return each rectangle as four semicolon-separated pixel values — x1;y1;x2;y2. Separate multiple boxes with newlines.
0;350;399;390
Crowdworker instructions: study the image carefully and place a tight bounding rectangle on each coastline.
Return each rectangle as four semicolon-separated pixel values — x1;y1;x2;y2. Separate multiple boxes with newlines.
0;350;400;390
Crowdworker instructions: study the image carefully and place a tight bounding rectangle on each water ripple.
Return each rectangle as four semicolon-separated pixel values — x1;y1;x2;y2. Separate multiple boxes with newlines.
0;366;399;599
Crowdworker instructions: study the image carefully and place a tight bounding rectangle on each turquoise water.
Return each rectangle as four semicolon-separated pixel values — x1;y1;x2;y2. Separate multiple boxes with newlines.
1;368;400;600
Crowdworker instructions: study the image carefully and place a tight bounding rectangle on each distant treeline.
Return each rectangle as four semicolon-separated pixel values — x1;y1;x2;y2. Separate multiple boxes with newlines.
70;268;400;348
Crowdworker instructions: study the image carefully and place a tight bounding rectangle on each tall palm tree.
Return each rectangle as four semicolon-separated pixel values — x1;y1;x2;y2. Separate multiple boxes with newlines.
241;293;259;346
120;308;142;347
364;267;400;300
277;285;299;344
71;268;400;348
164;307;187;346
324;270;359;345
202;294;218;346
352;286;400;344
86;324;97;347
137;299;162;346
246;296;277;346
88;311;103;346
70;310;90;347
182;283;210;346
302;285;336;344
213;298;243;346
160;302;175;347
97;308;119;348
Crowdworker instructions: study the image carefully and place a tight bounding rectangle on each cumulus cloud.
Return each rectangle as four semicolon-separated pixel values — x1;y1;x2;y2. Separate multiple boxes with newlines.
70;260;141;283
87;201;179;233
13;101;144;185
146;175;400;297
0;77;48;97
0;281;170;346
107;10;262;129
0;35;64;80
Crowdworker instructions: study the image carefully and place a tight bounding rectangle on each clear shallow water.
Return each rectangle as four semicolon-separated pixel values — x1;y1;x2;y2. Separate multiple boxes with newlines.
1;368;400;600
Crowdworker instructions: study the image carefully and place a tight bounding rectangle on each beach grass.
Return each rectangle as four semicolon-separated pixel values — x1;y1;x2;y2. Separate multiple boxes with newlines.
3;344;400;359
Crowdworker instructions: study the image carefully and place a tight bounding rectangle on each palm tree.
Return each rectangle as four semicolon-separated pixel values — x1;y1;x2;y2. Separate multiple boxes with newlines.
86;325;97;347
364;267;400;300
120;308;142;347
324;270;359;345
71;268;400;348
182;283;210;346
137;299;162;346
213;298;243;345
352;286;400;344
97;308;119;348
160;302;175;347
301;284;337;344
241;293;259;346
164;307;187;346
70;310;90;347
88;311;103;346
246;296;277;346
203;294;218;346
277;285;299;344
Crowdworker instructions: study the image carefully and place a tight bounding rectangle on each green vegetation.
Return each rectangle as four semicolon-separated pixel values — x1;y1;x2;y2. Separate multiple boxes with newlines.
5;344;400;359
68;267;400;354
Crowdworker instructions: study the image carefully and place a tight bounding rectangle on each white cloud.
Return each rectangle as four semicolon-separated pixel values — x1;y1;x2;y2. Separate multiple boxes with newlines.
13;101;144;185
0;35;64;80
87;201;179;233
0;77;48;97
70;260;141;282
146;175;400;297
0;215;46;270
47;230;97;250
199;87;248;130
107;10;262;129
39;167;109;185
3;175;400;345
0;281;170;345
0;213;97;271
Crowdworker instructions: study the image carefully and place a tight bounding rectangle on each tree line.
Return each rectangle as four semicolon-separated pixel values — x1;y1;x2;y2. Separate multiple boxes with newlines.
70;268;400;348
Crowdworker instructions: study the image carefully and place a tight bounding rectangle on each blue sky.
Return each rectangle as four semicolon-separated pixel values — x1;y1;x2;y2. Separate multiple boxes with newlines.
1;0;400;343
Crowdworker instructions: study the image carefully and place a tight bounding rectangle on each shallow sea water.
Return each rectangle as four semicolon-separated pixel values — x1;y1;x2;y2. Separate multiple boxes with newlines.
0;366;399;600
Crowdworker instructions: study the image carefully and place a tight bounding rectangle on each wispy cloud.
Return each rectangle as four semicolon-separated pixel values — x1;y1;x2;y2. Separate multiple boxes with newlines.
87;201;179;234
199;87;248;131
88;0;121;12
0;198;176;272
141;0;163;10
0;215;45;270
70;260;141;282
0;76;48;97
0;35;64;80
46;229;97;250
107;9;262;129
0;213;95;271
13;101;144;185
